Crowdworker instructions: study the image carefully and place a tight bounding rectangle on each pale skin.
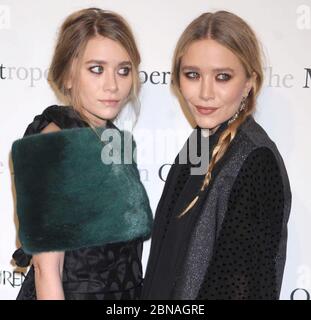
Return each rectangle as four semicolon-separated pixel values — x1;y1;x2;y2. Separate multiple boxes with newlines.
179;38;256;130
32;35;133;299
68;36;133;127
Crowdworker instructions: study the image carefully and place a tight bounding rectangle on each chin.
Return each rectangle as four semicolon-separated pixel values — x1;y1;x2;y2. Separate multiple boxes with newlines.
193;117;218;129
99;110;120;121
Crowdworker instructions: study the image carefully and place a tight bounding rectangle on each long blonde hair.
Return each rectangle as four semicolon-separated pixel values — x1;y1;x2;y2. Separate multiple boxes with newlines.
171;11;264;216
48;8;141;125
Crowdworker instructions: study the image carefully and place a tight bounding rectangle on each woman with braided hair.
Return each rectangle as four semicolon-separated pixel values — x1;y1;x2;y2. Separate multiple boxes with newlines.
142;10;291;300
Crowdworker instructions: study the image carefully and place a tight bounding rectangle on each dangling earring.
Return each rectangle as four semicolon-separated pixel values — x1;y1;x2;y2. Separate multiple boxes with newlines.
228;96;247;125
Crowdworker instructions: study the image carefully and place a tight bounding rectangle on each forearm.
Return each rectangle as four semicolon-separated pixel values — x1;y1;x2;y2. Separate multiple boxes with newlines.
33;251;65;300
34;268;65;300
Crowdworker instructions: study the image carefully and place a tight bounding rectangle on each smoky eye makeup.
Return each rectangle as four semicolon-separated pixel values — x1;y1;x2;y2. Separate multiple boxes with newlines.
89;65;104;74
181;65;235;81
87;61;132;77
182;70;200;80
118;65;132;76
216;73;233;81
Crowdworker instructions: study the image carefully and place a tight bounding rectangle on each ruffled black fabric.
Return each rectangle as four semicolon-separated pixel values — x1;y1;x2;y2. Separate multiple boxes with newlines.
13;105;144;300
12;248;32;268
24;105;89;135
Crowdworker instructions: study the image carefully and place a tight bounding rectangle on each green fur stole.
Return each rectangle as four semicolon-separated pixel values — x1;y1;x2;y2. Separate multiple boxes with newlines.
12;127;153;254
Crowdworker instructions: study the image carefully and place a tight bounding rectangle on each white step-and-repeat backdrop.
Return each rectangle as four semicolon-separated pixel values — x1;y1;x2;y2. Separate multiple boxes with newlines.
0;0;310;300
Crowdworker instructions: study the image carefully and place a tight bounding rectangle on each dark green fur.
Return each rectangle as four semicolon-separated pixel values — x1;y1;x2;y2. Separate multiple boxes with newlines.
12;127;153;254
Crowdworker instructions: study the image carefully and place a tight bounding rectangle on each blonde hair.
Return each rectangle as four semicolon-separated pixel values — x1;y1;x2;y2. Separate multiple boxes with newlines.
48;8;141;125
171;11;264;216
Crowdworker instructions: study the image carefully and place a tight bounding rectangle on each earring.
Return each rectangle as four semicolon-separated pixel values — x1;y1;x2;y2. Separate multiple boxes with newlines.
228;96;247;125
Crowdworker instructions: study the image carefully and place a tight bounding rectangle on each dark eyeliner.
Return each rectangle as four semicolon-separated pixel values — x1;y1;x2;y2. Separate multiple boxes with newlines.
184;71;200;79
216;73;232;81
89;65;103;74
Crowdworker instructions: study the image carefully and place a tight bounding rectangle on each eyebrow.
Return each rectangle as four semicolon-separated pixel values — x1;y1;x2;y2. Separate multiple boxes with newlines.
181;66;235;73
85;60;132;66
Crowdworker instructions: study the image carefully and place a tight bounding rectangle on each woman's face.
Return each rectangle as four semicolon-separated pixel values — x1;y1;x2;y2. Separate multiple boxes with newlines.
179;38;255;129
69;35;133;126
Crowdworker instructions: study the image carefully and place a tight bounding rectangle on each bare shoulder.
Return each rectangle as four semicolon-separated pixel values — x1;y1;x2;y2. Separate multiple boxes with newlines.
41;122;61;134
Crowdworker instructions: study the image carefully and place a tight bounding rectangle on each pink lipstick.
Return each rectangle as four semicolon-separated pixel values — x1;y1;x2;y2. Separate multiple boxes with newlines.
195;106;218;115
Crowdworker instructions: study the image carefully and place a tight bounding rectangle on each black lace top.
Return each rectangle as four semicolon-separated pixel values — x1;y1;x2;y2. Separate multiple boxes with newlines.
13;105;143;300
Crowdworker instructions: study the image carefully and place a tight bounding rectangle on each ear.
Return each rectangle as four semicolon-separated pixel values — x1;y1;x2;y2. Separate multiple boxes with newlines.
66;77;72;90
65;58;78;90
243;72;257;97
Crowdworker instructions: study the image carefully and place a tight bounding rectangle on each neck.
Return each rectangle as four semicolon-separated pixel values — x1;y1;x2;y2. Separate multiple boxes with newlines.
209;125;221;135
81;107;107;128
201;125;221;138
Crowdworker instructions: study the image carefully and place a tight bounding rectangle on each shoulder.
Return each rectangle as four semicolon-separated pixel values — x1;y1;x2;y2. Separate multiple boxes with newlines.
226;147;285;218
24;105;87;136
237;116;276;150
225;117;284;175
243;147;279;169
229;147;284;209
237;147;280;184
40;122;61;134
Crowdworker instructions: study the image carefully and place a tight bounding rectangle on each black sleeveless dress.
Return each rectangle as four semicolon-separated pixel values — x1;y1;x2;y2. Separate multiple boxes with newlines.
13;105;144;300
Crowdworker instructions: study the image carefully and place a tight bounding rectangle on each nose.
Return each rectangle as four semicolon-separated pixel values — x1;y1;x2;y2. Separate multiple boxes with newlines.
199;76;214;101
103;70;118;93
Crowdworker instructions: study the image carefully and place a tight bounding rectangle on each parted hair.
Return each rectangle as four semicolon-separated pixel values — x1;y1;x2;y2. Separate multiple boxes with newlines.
48;7;141;123
171;11;264;216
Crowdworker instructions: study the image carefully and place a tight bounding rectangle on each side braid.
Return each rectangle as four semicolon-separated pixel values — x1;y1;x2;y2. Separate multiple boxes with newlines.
179;107;251;217
172;11;263;217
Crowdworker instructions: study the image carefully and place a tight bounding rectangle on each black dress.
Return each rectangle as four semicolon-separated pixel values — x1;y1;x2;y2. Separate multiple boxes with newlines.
142;118;290;300
13;105;143;300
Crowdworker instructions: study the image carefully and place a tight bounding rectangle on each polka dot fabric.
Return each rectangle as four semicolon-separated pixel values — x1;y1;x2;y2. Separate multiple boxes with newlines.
197;147;285;300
